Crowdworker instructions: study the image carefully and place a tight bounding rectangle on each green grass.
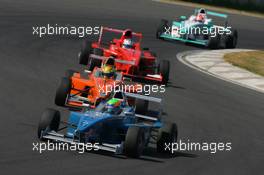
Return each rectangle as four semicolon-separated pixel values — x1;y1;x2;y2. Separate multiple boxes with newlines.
167;0;264;14
224;51;264;76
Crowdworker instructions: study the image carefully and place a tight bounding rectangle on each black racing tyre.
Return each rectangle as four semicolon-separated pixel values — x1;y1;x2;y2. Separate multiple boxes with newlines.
207;34;220;49
135;99;149;115
158;60;170;85
93;48;104;56
219;34;227;49
55;77;71;106
156;19;169;39
88;58;102;71
124;127;145;158
157;122;178;153
225;29;238;49
37;108;60;140
79;40;93;65
65;69;77;78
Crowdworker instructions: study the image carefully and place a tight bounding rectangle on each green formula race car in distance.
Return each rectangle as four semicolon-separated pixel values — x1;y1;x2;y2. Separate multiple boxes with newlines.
156;8;238;49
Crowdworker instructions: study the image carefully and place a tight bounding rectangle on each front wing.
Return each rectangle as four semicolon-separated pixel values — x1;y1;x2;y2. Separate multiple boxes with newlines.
160;33;207;45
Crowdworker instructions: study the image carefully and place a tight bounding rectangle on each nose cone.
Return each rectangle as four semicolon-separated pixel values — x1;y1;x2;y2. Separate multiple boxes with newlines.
77;111;111;132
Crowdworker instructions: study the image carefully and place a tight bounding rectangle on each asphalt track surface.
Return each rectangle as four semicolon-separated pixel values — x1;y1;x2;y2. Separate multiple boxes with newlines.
0;0;264;175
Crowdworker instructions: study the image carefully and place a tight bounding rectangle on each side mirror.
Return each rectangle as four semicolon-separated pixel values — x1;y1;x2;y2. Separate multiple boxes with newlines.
124;111;134;116
180;16;187;20
84;70;92;74
123;77;132;81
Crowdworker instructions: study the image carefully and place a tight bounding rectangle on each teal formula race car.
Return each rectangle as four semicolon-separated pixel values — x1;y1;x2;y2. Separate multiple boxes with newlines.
156;8;238;49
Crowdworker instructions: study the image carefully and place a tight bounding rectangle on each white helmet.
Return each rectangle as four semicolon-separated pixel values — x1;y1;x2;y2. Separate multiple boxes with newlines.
122;38;133;49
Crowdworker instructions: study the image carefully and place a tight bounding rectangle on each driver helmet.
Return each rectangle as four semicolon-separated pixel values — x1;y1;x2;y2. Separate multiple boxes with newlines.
102;57;116;78
105;98;122;113
122;38;133;49
102;64;115;78
196;8;206;22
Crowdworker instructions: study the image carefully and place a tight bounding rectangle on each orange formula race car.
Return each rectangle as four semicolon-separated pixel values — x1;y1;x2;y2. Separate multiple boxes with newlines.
55;58;142;109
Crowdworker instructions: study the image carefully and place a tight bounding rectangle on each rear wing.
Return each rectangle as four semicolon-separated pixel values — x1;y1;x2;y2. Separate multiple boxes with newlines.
207;11;228;18
125;92;163;123
125;92;162;103
194;8;228;18
207;11;228;27
194;9;228;26
89;54;136;65
98;26;142;45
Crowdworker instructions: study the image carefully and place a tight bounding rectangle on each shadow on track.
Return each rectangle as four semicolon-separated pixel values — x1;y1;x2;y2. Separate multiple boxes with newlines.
81;147;198;163
167;82;186;90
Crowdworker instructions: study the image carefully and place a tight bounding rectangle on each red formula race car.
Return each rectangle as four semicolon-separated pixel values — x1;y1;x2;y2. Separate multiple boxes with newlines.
78;27;170;85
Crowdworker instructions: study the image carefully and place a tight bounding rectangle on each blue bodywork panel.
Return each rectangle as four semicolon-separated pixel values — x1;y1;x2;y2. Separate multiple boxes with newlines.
65;98;161;144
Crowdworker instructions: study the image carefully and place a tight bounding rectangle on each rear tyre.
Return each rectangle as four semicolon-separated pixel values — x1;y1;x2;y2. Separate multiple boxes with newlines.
88;59;102;71
158;60;170;85
37;108;60;140
55;77;71;106
79;40;93;65
135;99;149;115
225;29;238;48
157;122;178;153
124;127;145;158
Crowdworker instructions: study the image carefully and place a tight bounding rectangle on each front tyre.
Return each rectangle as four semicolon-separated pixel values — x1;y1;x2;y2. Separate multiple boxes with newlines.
124;127;145;158
65;69;77;79
158;60;170;85
37;108;60;140
55;77;71;106
156;19;169;39
79;40;93;65
93;48;104;56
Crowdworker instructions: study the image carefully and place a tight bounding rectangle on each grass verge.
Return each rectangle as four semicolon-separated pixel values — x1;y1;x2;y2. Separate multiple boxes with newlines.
178;0;264;14
156;0;264;18
224;51;264;76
